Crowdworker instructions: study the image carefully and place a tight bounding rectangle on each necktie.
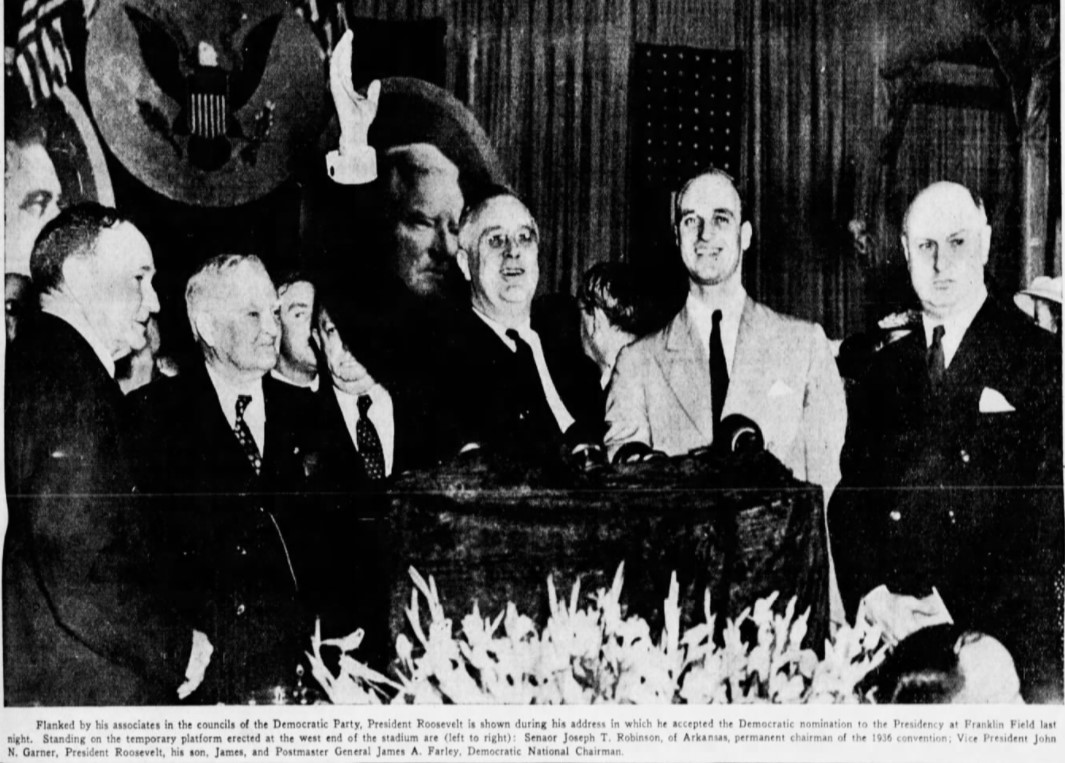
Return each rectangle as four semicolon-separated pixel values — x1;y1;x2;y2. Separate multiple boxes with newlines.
709;310;729;432
928;324;946;391
506;328;556;430
356;394;386;481
233;394;262;475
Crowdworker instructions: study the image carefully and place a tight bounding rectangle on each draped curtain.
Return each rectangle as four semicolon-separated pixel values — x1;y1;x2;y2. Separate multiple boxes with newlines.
340;0;1032;338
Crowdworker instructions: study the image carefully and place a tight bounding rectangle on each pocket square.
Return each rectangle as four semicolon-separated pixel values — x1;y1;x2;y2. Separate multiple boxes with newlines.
768;380;795;398
978;387;1015;413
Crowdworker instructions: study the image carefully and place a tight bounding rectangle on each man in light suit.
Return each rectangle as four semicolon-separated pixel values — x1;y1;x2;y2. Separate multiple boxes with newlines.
829;181;1063;702
604;169;846;500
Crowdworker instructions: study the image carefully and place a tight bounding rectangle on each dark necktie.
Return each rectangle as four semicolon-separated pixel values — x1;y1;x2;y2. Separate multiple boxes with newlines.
928;324;946;391
506;328;556;430
356;394;386;481
233;394;262;475
710;310;729;432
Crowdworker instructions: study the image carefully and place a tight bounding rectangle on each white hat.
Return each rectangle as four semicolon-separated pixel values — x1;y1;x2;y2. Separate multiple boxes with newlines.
1014;275;1062;317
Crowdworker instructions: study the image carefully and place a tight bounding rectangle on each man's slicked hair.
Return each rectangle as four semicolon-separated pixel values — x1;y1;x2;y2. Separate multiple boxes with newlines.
185;253;270;341
578;263;644;335
30;203;129;292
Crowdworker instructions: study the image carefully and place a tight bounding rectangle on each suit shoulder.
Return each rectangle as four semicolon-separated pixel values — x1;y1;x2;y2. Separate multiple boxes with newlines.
748;300;831;347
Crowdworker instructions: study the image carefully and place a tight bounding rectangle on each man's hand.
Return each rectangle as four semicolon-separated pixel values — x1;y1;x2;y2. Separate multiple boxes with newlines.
329;29;381;155
859;585;953;646
177;629;213;700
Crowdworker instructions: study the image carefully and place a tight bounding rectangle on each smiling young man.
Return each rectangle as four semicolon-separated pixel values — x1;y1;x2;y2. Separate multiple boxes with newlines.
604;169;846;501
4;204;208;705
829;181;1064;702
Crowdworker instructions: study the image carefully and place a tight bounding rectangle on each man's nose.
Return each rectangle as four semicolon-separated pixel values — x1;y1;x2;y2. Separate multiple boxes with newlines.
143;282;161;315
698;219;713;242
262;311;280;337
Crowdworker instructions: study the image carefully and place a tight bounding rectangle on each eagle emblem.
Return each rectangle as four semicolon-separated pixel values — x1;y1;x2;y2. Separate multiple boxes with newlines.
124;5;281;170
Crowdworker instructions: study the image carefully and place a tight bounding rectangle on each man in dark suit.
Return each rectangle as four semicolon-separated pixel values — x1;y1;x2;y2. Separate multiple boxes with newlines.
830;181;1063;702
444;186;603;458
4;204;208;705
288;277;450;664
133;254;310;704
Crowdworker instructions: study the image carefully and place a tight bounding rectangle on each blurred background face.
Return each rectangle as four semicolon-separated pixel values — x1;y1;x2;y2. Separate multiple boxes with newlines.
313;308;372;393
71;223;159;359
675;173;750;289
902;184;990;321
389;169;463;298
5;141;62;277
207;262;280;374
278;280;317;373
459;195;540;321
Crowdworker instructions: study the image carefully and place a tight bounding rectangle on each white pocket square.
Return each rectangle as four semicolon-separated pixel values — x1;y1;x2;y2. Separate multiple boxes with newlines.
768;380;795;398
978;387;1015;413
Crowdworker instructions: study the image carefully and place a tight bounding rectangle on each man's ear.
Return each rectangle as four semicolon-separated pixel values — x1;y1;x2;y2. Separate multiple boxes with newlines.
980;224;992;266
900;235;912;265
456;248;473;282
740;220;752;252
192;312;216;348
59;255;92;298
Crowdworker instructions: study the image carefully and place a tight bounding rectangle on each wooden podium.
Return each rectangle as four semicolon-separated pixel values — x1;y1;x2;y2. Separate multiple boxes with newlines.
386;450;829;648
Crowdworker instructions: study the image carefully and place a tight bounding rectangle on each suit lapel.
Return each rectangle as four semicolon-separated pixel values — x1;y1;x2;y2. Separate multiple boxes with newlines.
657;306;714;441
190;366;259;485
727;298;768;418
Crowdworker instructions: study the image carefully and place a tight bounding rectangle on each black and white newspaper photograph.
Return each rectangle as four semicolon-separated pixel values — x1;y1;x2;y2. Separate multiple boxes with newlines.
1;0;1063;761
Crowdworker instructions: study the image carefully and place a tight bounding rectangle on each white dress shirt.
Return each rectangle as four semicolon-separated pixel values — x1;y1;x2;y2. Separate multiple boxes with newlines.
333;383;395;477
205;364;267;456
920;286;987;369
685;286;748;372
472;309;576;433
39;292;117;378
270;368;320;392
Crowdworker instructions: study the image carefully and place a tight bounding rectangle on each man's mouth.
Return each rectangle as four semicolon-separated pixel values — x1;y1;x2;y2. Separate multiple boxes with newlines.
501;267;525;279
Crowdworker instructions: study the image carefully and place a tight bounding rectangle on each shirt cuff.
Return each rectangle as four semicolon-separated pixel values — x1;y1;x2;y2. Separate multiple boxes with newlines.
325;146;378;185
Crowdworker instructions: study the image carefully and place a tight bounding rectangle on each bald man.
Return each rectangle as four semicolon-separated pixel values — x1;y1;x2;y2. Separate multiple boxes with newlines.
830;181;1063;702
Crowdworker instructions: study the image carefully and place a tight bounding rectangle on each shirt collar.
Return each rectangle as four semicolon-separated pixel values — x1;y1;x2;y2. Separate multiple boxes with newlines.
920;285;988;345
39;291;117;378
205;362;264;416
685;286;748;326
472;307;533;346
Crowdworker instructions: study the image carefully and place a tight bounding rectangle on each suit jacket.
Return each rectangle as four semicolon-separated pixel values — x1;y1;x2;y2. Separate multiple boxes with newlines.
290;381;438;662
4;314;191;705
438;308;604;459
131;366;312;703
829;298;1063;701
605;297;847;497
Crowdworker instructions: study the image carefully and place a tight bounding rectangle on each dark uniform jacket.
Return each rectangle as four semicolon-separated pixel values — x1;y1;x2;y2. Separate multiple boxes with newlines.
4;314;191;705
131;366;312;704
829;298;1063;701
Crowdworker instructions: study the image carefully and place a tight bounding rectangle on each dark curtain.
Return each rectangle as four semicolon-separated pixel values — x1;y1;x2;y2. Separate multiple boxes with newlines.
341;0;1044;338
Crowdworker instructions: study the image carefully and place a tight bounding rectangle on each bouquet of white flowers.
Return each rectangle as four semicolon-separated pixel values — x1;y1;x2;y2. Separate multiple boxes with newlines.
307;563;887;704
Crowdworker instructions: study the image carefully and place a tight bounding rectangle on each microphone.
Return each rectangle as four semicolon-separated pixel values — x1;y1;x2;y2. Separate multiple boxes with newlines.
716;414;764;455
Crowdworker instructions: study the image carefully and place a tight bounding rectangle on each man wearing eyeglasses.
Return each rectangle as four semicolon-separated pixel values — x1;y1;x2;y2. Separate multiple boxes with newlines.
443;185;602;459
